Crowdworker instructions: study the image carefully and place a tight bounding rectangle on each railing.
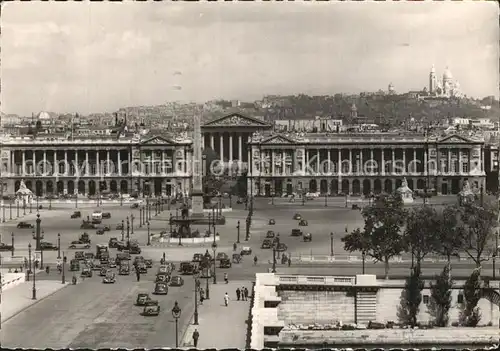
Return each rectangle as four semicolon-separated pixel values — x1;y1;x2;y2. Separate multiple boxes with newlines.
278;275;355;286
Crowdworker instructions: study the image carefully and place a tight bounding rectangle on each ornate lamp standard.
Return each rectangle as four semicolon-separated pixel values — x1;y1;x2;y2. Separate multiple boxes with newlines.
171;301;182;348
57;233;61;259
207;213;211;234
130;214;134;235
330;232;334;257
203;253;210;300
139;208;143;227
11;232;14;257
193;271;200;325
169;213;173;233
27;243;32;281
211;241;217;284
126;216;130;249
30;243;37;299
236;220;240;244
62;252;66;284
147;221;151;246
121;219;125;241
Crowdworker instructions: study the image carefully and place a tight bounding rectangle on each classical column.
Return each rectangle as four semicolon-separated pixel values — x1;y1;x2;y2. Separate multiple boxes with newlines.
85;151;89;176
118;151;122;176
412;148;416;175
229;134;233;166
64;151;68;176
238;134;243;163
348;149;352;174
370;149;374;175
481;148;485;172
271;150;276;176
75;150;79;177
391;148;395;175
33;151;37;176
337;149;341;176
402;149;406;175
381;148;385;175
447;149;451;174
424;149;428;176
22;151;26;176
282;150;286;176
327;149;331;174
52;151;57;176
201;134;205;150
96;151;100;176
301;149;306;174
106;151;110;175
43;151;47;176
210;134;215;149
316;149;320;174
160;151;164;176
220;134;224;163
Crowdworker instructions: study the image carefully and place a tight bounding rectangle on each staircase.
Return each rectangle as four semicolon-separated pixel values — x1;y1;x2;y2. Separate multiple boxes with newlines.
356;291;377;324
481;288;500;306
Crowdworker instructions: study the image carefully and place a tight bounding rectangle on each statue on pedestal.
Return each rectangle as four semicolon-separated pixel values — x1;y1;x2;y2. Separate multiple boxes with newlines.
396;177;414;204
458;180;475;206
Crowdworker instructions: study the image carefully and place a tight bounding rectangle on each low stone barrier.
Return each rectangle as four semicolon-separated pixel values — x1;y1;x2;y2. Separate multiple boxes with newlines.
150;235;221;246
0;272;26;291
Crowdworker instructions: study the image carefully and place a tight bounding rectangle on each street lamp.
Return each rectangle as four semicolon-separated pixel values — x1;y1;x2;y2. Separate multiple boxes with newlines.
35;213;42;251
121;220;125;241
212;241;217;284
493;230;499;279
324;193;328;207
17;200;20;218
203;253;210;300
57;233;61;259
171;301;182;348
62;252;66;284
330;232;334;257
362;250;366;274
147;221;151;246
193;272;200;325
11;232;14;257
139;208;143;227
130;214;134;235
237;220;240;244
27;243;32;281
169;213;173;233
31;243;37;300
207;213;211;234
245;216;250;241
126;216;130;248
10;202;12;220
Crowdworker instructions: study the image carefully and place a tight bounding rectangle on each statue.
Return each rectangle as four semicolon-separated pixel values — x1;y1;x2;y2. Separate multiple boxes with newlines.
458;180;475;206
396;177;414;204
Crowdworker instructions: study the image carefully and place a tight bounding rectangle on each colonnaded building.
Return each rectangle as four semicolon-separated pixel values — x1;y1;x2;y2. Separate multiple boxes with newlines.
0;112;495;197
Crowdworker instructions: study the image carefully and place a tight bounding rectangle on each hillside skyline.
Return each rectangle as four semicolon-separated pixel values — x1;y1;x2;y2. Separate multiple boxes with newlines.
1;1;498;116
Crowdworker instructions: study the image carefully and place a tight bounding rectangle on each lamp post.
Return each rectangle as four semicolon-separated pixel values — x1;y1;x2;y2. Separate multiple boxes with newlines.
193;272;199;325
11;232;14;257
35;213;42;251
139;208;143;227
62;251;66;284
130;214;134;235
10;202;12;220
245;216;250;241
171;301;181;348
30;199;32;213
207;213;211;234
218;194;222;218
57;233;61;259
169;213;173;233
17;201;20;218
126;216;130;248
493;230;498;279
237;220;240;244
212;241;217;284
27;243;32;281
330;232;334;257
121;220;125;241
147;221;151;246
324;193;328;207
203;254;210;300
31;243;37;299
362;250;366;274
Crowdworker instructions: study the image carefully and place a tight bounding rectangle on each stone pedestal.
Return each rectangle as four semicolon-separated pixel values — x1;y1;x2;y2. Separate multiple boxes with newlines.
191;191;204;218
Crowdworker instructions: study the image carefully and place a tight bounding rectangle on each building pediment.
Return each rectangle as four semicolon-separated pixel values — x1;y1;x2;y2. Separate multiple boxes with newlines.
141;136;176;145
203;113;271;128
261;134;296;145
438;134;471;144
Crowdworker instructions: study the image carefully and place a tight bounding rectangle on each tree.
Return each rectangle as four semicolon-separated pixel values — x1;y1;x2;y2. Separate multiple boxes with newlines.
428;263;454;327
459;268;482;327
342;194;406;279
458;202;497;268
434;205;465;264
397;264;424;327
404;206;440;267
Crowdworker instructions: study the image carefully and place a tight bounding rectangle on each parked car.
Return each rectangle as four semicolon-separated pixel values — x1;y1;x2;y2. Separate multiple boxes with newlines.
119;264;130;275
80;221;96;229
131;203;139;209
268;219;276;225
71;211;82;219
102;271;116;284
115;223;124;231
144;259;153;268
291;229;303;237
69;241;91;249
299;219;308;226
17;221;34;229
40;241;58;251
108;237;119;248
293;213;302;220
96;229;105;235
142;304;160;316
240;246;252;255
102;212;111;219
192;253;203;263
216;252;228;261
276;243;288;252
153;282;169;295
81;267;93;278
304;233;312;242
108;257;117;268
266;230;275;238
219;258;232;269
0;243;14;251
261;239;272;249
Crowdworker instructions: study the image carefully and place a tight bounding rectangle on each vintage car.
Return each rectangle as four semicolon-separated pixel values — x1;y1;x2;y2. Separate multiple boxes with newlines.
299;219;308;226
153;281;169;295
116;252;130;265
219;258;232;269
136;262;147;274
136;293;152;306
192;253;204;263
232;253;242;264
266;230;275;239
144;259;153;268
179;262;196;275
103;271;116;284
92;261;102;271
0;243;13;252
108;257;117;268
99;267;108;276
78;233;91;243
92;218;102;225
70;259;80;271
216;252;228;261
352;204;361;210
71;211;82;219
170;276;184;287
81;267;93;278
96;229;105;235
17;221;34;229
40;241;59;251
291;229;303;237
129;245;141;254
304;233;312;242
156;272;170;283
80;221;96;229
261;239;273;249
102;212;111;219
157;265;169;274
119;264;131;275
74;251;85;260
268;218;276;225
142;304;160;316
293;213;302;220
240;246;252;255
100;256;109;265
115;223;124;231
276;243;288;252
69;241;91;250
85;252;95;260
108;237;119;248
130;203;139;209
133;256;145;264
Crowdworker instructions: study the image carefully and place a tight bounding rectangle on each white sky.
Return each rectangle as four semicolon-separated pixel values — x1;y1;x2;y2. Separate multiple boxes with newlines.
1;1;498;115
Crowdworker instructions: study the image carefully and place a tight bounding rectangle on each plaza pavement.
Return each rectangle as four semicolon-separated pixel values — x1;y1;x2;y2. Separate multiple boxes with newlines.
181;281;251;349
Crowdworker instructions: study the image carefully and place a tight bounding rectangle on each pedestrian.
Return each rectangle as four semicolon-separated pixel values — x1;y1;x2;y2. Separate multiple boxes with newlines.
236;288;241;301
244;287;249;301
224;292;229;306
192;329;200;348
200;292;204;305
288;254;291;267
224;272;228;284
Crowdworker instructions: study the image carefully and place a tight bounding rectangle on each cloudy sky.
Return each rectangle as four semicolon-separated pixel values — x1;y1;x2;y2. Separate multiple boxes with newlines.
1;1;498;115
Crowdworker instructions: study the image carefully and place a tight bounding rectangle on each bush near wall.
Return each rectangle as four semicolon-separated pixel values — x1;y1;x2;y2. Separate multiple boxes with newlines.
246;281;256;349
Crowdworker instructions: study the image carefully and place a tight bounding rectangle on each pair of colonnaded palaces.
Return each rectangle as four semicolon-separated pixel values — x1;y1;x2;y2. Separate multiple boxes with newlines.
0;111;498;198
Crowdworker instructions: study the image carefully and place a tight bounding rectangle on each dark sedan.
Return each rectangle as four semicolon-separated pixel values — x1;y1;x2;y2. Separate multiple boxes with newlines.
17;221;34;229
170;276;184;287
40;242;59;251
0;243;13;252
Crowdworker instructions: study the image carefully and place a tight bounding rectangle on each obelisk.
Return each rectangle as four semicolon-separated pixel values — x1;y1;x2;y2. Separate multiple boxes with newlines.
191;113;204;217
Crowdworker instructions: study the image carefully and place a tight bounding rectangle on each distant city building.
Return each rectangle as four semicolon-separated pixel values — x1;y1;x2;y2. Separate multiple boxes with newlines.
428;65;462;98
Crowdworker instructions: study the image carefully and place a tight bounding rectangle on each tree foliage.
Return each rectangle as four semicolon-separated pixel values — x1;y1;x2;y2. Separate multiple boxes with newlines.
428;263;454;327
404;206;440;265
458;202;497;268
459;268;482;327
342;194;406;279
433;205;466;263
397;265;424;327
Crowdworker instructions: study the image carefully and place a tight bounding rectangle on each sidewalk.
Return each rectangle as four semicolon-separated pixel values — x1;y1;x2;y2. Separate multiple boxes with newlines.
1;280;69;323
181;281;251;349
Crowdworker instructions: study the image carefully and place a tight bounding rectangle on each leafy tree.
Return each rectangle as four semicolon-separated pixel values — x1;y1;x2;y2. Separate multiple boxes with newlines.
342;194;406;279
404;206;440;266
397;264;424;327
459;268;482;327
434;205;466;263
458;202;497;268
428;263;454;327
